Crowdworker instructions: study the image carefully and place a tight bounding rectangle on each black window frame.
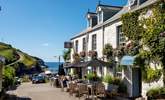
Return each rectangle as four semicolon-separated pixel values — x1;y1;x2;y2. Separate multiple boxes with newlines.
92;34;97;50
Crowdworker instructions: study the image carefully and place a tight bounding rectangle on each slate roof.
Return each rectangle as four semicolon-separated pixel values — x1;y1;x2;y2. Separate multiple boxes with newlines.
71;0;159;40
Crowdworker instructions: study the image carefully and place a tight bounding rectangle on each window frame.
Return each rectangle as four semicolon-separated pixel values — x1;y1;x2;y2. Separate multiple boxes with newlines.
92;34;97;50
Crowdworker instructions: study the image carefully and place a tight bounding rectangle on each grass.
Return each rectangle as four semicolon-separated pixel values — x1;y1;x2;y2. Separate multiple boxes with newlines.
0;43;37;68
0;49;15;60
20;53;37;67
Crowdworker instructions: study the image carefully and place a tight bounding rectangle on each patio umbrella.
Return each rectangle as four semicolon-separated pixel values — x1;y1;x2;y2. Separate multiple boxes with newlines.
63;62;84;68
63;59;110;68
85;59;110;67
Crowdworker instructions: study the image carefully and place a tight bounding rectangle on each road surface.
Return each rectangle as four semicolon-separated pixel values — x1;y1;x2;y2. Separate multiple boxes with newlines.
6;82;79;100
6;82;130;100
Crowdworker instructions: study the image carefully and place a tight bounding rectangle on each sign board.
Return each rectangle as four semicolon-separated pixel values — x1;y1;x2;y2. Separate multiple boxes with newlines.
64;42;73;48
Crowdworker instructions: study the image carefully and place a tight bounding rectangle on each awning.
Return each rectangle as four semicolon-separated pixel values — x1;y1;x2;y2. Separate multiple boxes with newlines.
120;55;136;66
64;59;111;68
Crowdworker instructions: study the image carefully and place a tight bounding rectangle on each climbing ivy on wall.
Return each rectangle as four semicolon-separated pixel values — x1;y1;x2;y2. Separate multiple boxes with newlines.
121;0;165;84
121;11;143;41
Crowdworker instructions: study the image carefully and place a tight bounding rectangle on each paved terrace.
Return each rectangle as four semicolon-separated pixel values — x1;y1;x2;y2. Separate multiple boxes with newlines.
5;82;131;100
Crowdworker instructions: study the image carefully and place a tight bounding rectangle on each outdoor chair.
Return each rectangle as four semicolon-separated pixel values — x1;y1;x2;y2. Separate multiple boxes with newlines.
60;80;64;91
69;82;78;96
78;83;89;99
96;83;106;98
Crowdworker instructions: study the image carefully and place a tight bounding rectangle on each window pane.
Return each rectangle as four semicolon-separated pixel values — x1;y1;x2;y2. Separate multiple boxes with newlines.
92;34;97;50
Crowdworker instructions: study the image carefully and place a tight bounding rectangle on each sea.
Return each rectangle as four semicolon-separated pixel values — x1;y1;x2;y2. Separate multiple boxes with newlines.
45;62;61;73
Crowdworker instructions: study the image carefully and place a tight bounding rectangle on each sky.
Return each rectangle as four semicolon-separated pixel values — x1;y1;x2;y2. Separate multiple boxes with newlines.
0;0;127;62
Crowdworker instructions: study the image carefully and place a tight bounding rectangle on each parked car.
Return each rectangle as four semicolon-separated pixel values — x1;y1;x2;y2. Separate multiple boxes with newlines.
32;75;45;84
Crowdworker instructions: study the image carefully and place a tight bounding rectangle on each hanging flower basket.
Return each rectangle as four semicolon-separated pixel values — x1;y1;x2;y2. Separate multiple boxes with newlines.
72;53;80;63
80;51;86;57
88;50;97;58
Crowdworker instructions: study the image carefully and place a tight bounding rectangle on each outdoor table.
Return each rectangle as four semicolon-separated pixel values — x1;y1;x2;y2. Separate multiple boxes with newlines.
87;83;95;100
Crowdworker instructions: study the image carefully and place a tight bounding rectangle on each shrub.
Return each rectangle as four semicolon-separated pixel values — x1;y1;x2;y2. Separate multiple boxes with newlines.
112;77;121;85
86;72;94;81
147;87;165;99
143;67;162;83
21;75;30;82
118;82;127;93
2;66;15;89
103;75;113;84
86;72;101;81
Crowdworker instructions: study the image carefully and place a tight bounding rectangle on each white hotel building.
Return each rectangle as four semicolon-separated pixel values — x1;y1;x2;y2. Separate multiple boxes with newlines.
69;0;158;77
67;0;164;97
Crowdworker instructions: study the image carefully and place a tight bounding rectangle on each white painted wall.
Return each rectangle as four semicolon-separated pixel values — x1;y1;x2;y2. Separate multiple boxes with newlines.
88;28;103;59
71;35;87;62
142;76;164;97
104;21;122;49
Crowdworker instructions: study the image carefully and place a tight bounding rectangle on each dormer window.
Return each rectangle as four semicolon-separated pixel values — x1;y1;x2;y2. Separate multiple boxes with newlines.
96;4;122;24
86;12;97;28
98;11;103;23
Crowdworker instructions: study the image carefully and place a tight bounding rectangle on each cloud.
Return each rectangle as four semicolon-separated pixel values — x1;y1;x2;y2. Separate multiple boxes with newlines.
42;43;50;46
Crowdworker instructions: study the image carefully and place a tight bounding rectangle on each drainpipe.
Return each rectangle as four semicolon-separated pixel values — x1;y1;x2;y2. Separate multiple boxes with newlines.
102;26;105;77
102;26;105;61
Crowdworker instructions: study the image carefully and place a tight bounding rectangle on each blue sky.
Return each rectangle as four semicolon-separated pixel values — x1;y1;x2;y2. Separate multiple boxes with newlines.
0;0;127;62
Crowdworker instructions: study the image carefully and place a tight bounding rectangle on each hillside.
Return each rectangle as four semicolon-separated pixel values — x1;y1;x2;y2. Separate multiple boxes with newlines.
0;42;43;69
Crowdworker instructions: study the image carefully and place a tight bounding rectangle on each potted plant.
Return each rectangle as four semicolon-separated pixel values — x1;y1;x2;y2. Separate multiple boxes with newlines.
103;75;120;92
86;72;94;83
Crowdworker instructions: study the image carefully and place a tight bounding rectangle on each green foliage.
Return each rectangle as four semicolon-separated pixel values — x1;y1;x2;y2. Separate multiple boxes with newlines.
2;66;15;88
103;75;121;85
103;75;113;84
63;49;71;62
103;75;127;93
118;82;127;93
141;4;165;61
0;49;17;62
112;77;121;85
147;87;165;99
86;72;95;81
19;52;37;67
121;11;143;41
121;0;165;84
103;44;113;60
142;67;162;83
21;75;30;82
72;53;80;63
86;72;101;81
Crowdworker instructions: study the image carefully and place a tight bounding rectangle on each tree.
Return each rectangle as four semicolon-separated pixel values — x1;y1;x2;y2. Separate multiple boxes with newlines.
63;49;71;62
2;66;15;89
58;64;65;76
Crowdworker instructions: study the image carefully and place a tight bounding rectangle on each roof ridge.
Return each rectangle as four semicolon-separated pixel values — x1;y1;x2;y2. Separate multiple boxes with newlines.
97;4;123;8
